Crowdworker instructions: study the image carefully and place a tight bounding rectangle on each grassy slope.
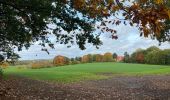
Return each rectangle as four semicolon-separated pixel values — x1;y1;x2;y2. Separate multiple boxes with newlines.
4;63;170;83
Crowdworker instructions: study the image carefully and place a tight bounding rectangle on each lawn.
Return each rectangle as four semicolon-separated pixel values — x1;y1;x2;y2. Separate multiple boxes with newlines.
4;63;170;83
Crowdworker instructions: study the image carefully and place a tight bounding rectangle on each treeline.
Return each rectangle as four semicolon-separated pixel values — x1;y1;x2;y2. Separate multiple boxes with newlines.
31;52;117;69
123;46;170;65
53;52;117;66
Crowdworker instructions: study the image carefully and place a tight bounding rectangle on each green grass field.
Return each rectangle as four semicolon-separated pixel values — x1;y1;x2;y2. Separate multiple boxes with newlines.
4;63;170;83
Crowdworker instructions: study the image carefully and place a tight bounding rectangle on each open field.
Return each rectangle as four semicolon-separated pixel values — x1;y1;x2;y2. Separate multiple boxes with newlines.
1;63;170;99
4;62;170;83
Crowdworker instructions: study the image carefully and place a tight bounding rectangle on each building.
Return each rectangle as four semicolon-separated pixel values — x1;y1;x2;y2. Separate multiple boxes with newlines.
116;56;124;62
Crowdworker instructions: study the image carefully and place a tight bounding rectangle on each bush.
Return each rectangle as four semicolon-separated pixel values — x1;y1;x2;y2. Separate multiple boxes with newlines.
31;61;53;69
0;62;9;69
17;65;27;69
71;61;80;65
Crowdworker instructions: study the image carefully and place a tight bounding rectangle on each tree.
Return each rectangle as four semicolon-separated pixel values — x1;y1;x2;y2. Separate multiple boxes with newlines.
64;57;70;65
1;0;170;62
95;54;103;62
103;52;113;62
0;0;102;62
112;53;118;59
145;50;160;64
129;46;170;65
70;58;75;62
87;54;93;63
53;55;65;66
146;46;160;53
92;54;97;62
0;54;4;63
81;55;89;63
74;0;170;41
163;49;170;65
124;52;130;63
7;53;20;65
136;53;144;63
75;57;81;62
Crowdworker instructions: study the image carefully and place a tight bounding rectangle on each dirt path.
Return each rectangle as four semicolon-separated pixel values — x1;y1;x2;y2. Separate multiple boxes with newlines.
0;75;170;100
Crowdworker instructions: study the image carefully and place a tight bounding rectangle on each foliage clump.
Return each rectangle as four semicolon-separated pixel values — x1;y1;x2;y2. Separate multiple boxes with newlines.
31;61;53;69
123;46;170;65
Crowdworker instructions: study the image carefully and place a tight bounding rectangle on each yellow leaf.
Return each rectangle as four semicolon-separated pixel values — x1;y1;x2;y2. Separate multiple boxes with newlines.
167;10;170;19
154;0;163;4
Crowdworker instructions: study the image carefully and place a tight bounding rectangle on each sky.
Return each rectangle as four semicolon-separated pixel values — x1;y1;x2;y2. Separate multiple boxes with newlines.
16;23;170;60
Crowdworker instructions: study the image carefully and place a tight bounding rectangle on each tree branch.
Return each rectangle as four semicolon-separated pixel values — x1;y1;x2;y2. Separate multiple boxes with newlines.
0;1;23;12
115;0;128;12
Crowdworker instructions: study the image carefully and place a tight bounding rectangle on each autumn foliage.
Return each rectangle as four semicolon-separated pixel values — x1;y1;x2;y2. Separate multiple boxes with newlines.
0;62;9;69
95;54;103;62
72;0;170;42
136;53;145;63
53;55;67;66
81;55;89;63
103;52;113;62
31;61;53;69
81;52;114;63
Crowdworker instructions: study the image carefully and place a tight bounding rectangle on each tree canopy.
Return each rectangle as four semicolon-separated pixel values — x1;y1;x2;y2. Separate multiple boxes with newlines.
0;0;170;61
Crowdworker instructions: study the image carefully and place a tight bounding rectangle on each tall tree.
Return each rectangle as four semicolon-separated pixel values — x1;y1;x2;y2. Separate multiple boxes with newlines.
95;54;103;62
0;0;102;61
112;53;118;59
124;52;130;63
81;55;89;63
103;52;113;62
87;54;93;63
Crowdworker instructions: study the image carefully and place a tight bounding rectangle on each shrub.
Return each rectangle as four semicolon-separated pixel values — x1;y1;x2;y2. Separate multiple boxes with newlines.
0;62;9;69
71;61;80;65
17;65;27;69
31;61;53;69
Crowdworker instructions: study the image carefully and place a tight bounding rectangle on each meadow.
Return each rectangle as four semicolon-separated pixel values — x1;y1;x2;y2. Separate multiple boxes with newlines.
4;62;170;83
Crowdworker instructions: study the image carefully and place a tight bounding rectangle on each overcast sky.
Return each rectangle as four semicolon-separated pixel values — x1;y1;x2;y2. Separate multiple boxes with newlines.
16;23;170;60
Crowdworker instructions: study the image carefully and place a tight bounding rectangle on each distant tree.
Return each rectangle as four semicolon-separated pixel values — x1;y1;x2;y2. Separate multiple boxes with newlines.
53;55;65;66
128;48;146;63
163;49;170;65
87;54;93;63
145;50;160;64
71;58;75;62
92;54;97;62
75;57;81;61
136;53;145;63
146;46;160;53
112;53;118;59
103;52;113;62
124;52;130;63
144;46;161;64
96;54;103;62
81;55;89;63
64;57;70;65
129;46;170;65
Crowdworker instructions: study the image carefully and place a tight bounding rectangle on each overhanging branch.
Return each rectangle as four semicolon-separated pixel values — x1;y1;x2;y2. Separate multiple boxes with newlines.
115;0;128;12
